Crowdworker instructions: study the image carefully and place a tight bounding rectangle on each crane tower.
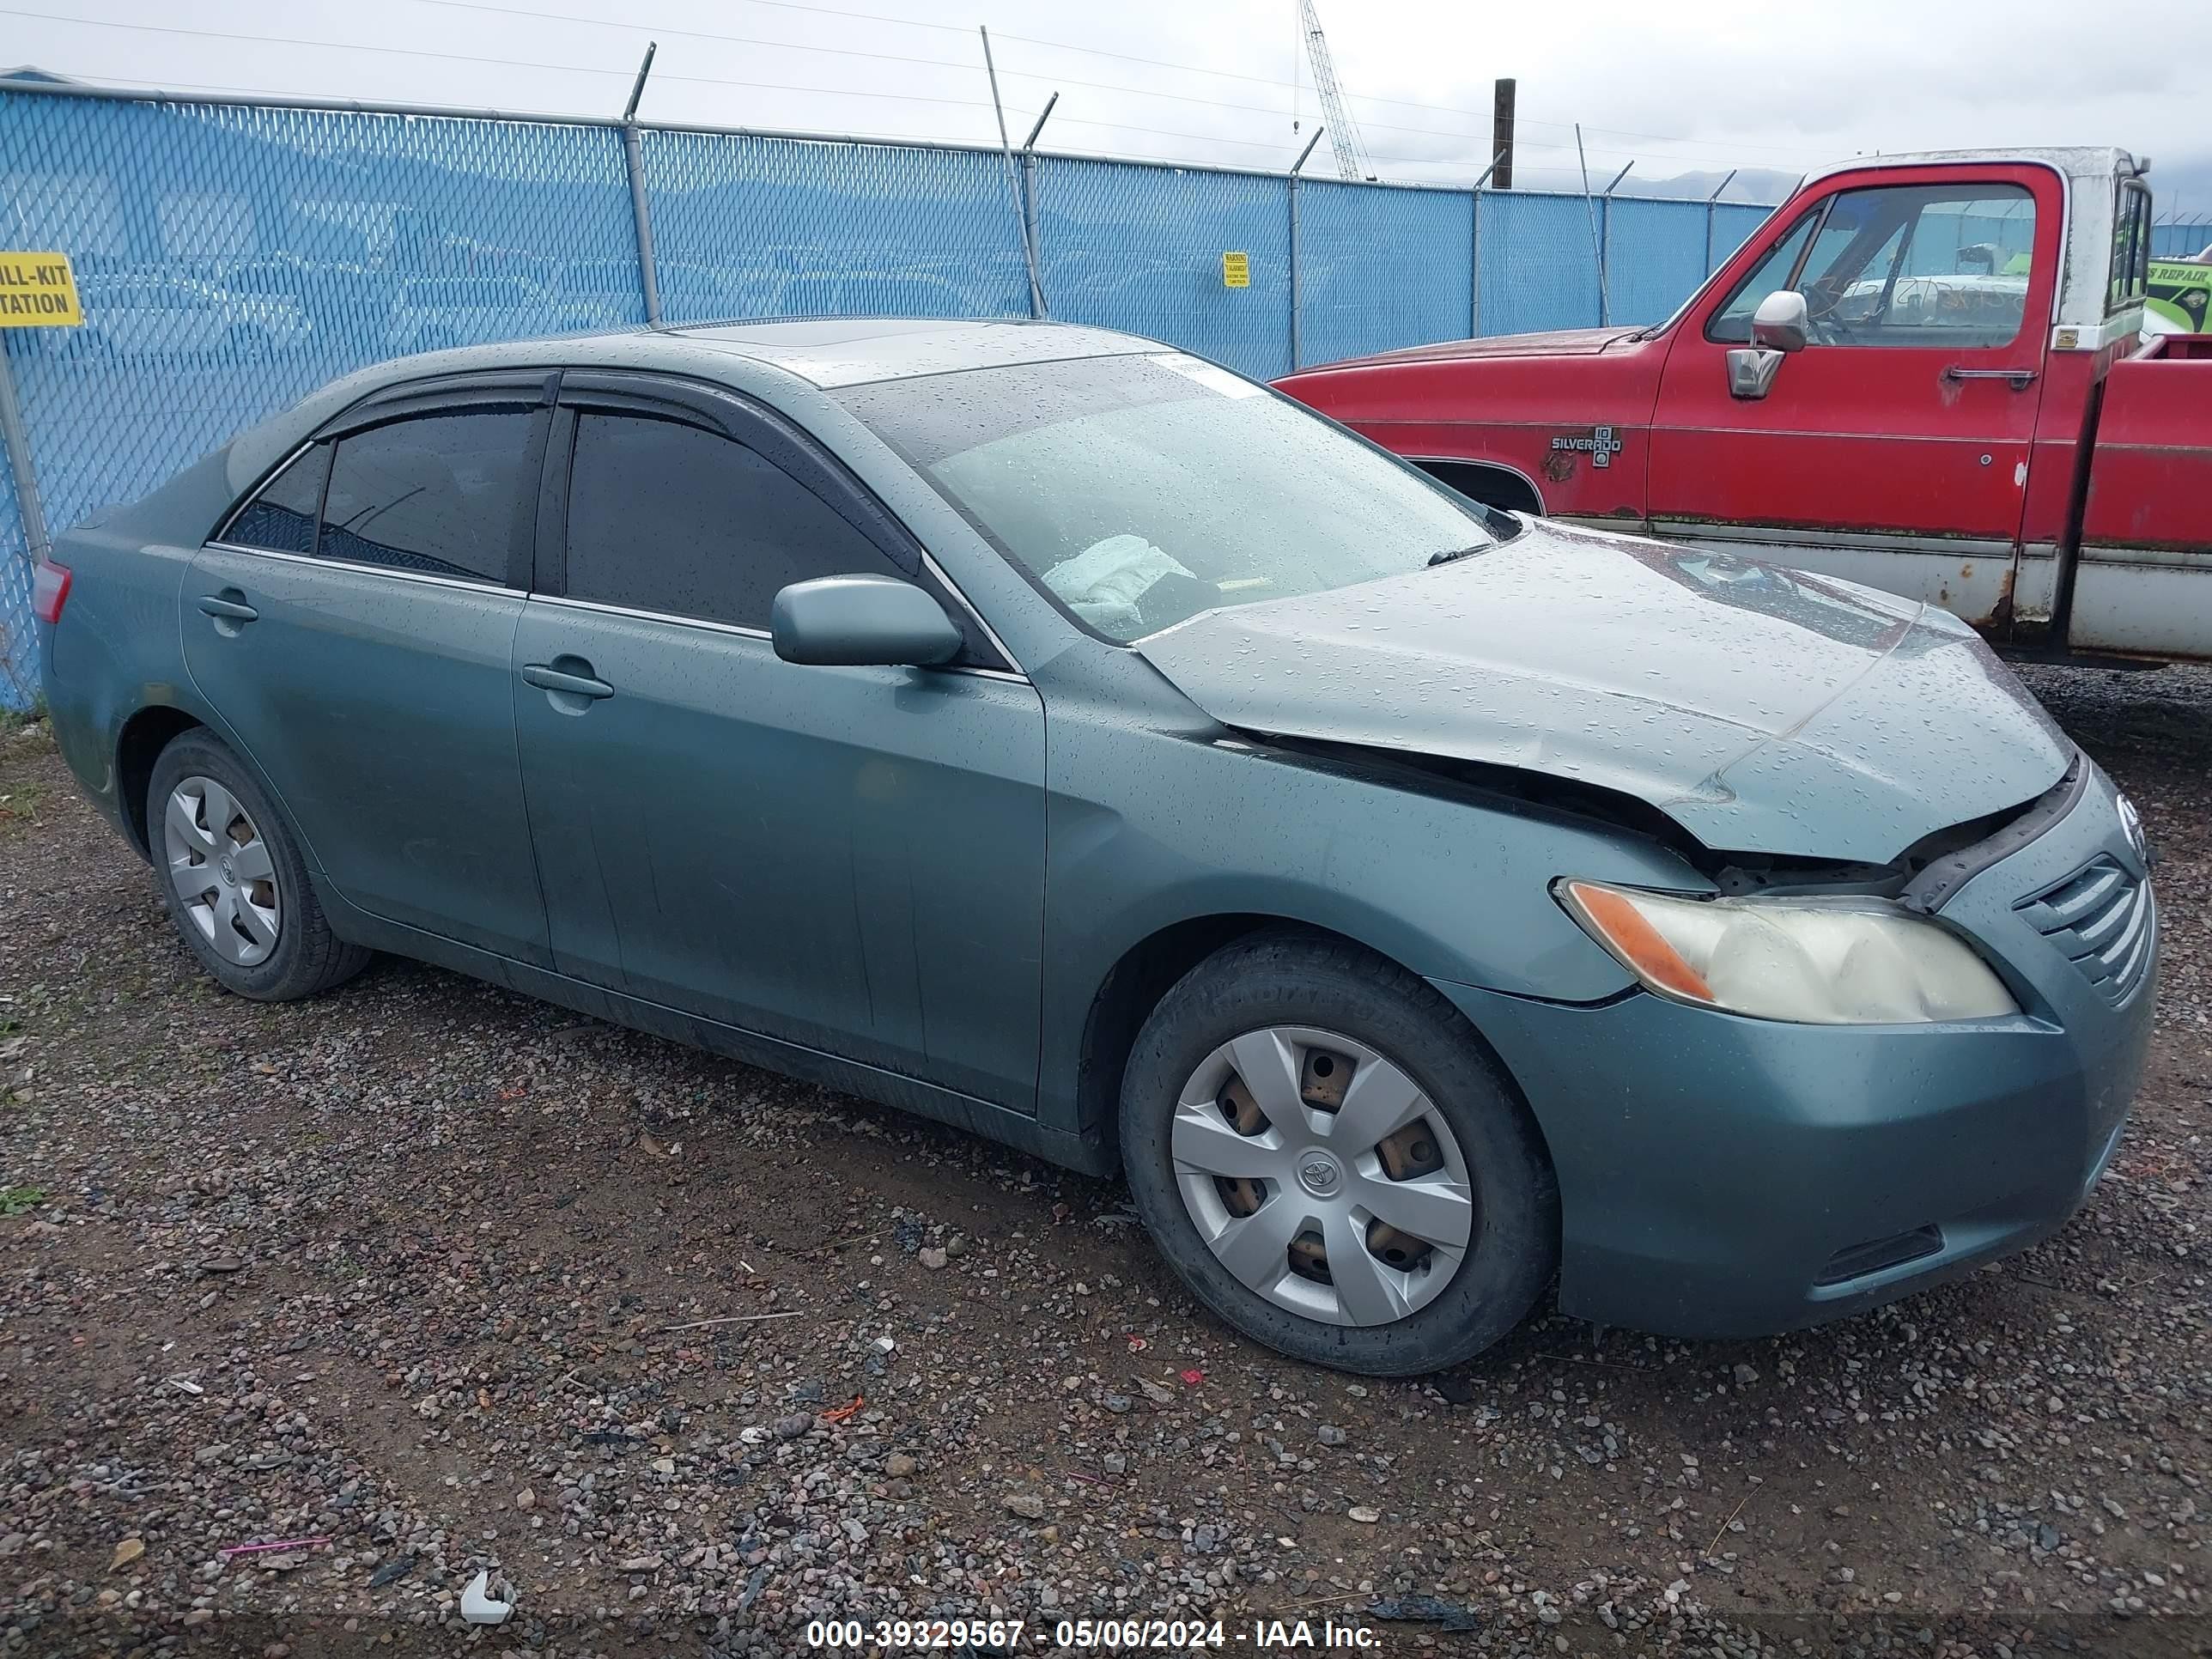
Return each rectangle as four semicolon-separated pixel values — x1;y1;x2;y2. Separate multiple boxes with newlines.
1297;0;1370;181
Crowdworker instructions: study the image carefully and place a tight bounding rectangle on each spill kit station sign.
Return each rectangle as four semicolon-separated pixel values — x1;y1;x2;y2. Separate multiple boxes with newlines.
0;252;82;326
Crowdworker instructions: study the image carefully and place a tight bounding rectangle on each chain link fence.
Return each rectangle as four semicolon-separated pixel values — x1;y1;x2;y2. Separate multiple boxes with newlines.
1037;156;1293;374
2152;217;2210;258
648;130;1030;324
0;80;1800;707
0;456;25;709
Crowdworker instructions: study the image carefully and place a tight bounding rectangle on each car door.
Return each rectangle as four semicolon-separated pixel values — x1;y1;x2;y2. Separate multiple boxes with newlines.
513;373;1047;1109
184;373;555;964
1648;166;2060;634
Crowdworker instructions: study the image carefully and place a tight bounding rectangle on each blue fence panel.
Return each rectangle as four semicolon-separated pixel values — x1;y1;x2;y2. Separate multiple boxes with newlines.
1295;180;1472;368
1604;196;1708;327
1037;158;1291;380
645;131;1028;324
1903;208;2037;277
0;89;639;636
0;86;1794;699
1477;190;1601;335
1709;202;1779;272
2151;222;2207;258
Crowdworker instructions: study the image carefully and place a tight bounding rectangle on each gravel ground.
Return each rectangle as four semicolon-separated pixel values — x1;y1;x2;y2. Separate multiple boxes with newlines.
1;664;2207;1659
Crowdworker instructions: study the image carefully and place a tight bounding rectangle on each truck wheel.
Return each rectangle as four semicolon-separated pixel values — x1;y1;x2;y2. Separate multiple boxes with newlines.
1119;933;1559;1376
148;732;371;1001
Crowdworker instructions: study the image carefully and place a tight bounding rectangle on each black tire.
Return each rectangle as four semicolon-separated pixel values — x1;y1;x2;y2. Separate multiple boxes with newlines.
1120;932;1558;1376
147;732;372;1001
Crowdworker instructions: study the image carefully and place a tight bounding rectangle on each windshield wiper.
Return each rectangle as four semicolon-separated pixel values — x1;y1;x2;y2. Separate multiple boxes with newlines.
1427;544;1486;567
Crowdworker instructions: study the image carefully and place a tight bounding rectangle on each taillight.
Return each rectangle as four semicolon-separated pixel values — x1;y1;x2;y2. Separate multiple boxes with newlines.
31;558;70;625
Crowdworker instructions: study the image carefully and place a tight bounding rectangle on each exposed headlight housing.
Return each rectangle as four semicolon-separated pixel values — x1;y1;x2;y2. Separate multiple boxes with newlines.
1555;879;2020;1024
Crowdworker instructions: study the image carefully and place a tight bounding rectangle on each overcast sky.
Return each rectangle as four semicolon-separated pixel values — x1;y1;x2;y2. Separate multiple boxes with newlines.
11;0;2210;210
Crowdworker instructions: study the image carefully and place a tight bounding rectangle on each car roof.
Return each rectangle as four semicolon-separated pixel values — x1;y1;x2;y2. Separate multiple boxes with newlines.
661;316;1162;387
365;317;1163;392
222;317;1179;510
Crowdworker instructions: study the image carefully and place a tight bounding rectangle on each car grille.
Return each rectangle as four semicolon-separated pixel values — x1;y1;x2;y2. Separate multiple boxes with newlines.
2014;857;2154;1004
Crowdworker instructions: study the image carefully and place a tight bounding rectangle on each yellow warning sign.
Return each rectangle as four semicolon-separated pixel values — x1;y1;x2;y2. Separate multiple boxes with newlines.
1221;251;1250;289
0;252;83;327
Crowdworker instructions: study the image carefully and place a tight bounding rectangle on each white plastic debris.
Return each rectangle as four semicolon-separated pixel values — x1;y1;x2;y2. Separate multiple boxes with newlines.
459;1569;514;1626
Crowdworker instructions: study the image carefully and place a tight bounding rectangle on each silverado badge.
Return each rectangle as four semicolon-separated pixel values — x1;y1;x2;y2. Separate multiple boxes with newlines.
1550;426;1626;469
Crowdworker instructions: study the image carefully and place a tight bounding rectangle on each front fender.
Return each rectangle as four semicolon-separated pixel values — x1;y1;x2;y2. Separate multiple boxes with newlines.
1276;338;1672;525
1035;706;1707;1136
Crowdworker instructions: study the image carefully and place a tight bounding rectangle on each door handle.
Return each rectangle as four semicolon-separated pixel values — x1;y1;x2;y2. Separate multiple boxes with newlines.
196;593;259;623
520;661;614;701
1942;366;2039;391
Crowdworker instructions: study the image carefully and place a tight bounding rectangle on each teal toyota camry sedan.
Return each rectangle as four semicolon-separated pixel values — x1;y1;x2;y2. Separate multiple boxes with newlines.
35;319;2156;1376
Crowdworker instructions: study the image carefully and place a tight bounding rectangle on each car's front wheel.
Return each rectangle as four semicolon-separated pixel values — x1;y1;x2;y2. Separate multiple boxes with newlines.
148;732;371;1001
1120;933;1558;1376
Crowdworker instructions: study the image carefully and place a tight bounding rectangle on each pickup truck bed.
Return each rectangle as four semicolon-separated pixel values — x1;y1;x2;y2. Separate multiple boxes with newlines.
2074;335;2212;656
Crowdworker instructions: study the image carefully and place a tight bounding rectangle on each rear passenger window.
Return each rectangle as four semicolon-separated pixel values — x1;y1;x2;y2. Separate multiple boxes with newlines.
319;410;533;584
226;445;330;555
562;412;903;629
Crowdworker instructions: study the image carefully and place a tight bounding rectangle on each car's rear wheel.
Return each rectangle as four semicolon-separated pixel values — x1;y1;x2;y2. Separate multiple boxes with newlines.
1120;933;1557;1376
148;732;371;1001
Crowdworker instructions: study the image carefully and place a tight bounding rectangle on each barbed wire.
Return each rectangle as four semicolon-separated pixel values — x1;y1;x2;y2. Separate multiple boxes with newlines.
13;0;1841;185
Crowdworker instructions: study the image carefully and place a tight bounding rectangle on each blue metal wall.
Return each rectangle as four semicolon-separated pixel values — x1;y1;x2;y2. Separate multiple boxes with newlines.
0;86;1796;708
2151;221;2209;259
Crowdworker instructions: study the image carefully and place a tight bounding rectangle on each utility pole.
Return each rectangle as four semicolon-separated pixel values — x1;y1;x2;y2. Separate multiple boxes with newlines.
979;27;1046;318
1597;159;1632;327
1288;125;1325;372
1576;125;1603;325
1019;92;1058;322
1703;168;1737;274
620;42;661;326
1491;78;1516;191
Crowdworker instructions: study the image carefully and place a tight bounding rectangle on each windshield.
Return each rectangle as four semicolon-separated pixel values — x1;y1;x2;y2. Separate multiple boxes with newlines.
837;351;1494;642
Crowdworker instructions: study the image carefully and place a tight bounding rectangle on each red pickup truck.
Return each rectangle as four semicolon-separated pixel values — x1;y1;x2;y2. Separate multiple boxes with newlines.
1278;148;2212;663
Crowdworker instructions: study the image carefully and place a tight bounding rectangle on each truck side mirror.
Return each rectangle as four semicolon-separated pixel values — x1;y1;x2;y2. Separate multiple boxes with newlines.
1749;290;1809;354
1726;290;1810;400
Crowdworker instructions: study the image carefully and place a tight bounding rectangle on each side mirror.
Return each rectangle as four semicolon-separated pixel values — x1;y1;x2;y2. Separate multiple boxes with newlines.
1725;291;1810;401
770;574;963;668
1749;289;1809;354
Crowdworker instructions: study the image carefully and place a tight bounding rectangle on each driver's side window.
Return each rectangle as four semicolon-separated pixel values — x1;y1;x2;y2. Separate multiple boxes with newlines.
1708;182;2036;349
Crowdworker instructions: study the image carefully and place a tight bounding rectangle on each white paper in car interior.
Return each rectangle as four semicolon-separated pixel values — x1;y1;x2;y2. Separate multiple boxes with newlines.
1146;353;1265;398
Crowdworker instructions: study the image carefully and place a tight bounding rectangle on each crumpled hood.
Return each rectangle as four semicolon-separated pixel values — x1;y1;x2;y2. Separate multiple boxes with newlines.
1138;521;2073;865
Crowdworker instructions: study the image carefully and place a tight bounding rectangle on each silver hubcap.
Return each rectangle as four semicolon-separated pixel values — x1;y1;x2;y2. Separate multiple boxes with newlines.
163;776;281;968
1170;1026;1475;1328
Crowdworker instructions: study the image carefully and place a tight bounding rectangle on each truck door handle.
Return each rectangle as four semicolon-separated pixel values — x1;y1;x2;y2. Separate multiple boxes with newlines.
521;660;614;701
1942;366;2039;391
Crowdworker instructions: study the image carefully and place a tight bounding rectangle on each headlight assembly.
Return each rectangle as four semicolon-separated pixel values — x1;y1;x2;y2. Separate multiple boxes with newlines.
1555;879;2019;1025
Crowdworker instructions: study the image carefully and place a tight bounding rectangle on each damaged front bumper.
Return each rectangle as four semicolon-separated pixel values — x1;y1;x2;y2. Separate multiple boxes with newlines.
1432;761;2156;1340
